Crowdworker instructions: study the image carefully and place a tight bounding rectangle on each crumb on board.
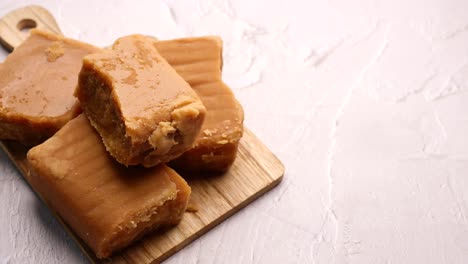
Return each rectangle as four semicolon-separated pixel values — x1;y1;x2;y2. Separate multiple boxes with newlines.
186;202;199;213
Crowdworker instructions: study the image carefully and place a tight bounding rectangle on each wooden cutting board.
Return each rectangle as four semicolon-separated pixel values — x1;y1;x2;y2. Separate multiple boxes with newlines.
0;5;284;264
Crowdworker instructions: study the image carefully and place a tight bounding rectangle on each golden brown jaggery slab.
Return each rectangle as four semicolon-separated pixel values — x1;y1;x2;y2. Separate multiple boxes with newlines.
27;115;191;259
153;37;244;172
0;29;100;145
76;35;206;167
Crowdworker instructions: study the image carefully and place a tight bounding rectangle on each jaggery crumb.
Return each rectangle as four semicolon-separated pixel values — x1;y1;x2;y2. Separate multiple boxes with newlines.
45;41;65;62
203;129;213;136
186;202;199;213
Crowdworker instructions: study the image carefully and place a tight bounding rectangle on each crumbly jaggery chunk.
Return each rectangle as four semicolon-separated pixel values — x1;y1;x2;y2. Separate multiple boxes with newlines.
0;29;100;145
27;115;191;259
76;35;206;167
153;37;244;172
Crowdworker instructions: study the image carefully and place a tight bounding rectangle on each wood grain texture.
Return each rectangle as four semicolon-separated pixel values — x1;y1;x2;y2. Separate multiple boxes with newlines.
0;128;284;263
0;5;61;51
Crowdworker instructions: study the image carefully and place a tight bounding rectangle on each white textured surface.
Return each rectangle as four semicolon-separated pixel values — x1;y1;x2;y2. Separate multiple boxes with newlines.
1;0;468;263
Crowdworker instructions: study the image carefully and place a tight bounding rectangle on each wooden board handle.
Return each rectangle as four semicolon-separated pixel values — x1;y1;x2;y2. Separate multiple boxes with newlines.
0;5;61;51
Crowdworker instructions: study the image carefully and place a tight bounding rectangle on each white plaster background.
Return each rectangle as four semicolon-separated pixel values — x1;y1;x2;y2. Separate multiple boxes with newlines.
1;0;468;263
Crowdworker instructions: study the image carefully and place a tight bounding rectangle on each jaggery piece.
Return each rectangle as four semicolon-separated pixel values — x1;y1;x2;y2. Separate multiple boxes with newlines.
153;37;244;172
76;35;206;167
0;29;100;145
27;115;191;259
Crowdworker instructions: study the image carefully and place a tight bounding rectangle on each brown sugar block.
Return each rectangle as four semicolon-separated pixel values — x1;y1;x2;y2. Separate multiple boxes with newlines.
0;29;100;145
27;114;191;259
153;37;244;172
76;35;206;167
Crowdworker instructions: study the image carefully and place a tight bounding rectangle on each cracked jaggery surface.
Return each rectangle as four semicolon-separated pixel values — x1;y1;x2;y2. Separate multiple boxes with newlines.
27;115;191;259
153;36;244;172
76;35;206;167
0;29;100;145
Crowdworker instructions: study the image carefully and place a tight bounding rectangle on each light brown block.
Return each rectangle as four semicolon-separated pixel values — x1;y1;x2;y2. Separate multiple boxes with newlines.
0;29;100;145
76;35;206;167
27;115;191;259
153;37;244;172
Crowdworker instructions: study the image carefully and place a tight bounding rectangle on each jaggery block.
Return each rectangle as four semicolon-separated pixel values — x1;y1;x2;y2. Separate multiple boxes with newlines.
153;37;244;172
76;35;206;167
0;29;100;145
27;115;191;259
